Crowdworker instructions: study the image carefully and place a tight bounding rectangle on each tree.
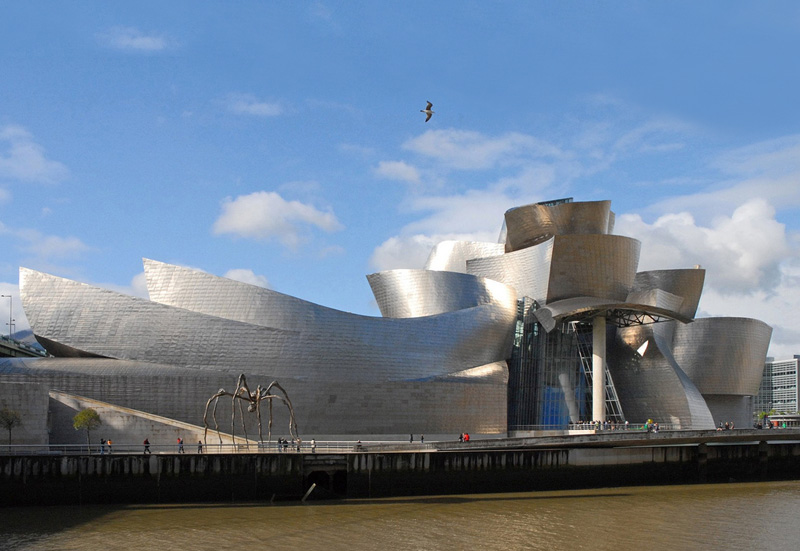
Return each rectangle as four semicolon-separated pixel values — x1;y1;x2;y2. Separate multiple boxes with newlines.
73;408;102;448
0;407;22;446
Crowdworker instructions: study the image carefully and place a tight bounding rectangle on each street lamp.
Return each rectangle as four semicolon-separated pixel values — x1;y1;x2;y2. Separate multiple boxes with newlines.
0;294;11;340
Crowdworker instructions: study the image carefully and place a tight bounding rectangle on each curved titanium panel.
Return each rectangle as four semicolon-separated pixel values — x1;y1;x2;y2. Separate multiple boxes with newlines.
504;200;613;253
671;317;772;395
609;322;715;429
0;356;508;436
423;241;505;272
21;267;517;383
145;258;338;332
625;288;685;314
632;269;705;318
466;237;553;303
546;234;640;303
366;269;518;318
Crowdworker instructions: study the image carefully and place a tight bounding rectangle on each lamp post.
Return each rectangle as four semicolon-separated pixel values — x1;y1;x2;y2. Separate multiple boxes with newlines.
0;294;10;340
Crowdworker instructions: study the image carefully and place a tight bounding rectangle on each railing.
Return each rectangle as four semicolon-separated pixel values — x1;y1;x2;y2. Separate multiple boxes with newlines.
0;440;439;456
510;423;680;432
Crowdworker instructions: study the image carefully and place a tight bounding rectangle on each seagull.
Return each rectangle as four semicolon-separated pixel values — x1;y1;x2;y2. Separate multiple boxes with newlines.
420;101;434;122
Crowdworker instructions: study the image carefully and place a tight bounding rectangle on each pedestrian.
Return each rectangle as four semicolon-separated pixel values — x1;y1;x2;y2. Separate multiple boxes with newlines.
465;433;470;442
459;433;464;443
107;439;112;453
100;438;105;455
421;435;424;444
143;438;151;454
197;440;203;453
296;437;302;452
177;437;184;453
311;439;316;453
410;433;413;443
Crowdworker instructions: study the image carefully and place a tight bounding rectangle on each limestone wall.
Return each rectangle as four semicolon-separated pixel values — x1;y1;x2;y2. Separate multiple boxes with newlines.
0;381;48;446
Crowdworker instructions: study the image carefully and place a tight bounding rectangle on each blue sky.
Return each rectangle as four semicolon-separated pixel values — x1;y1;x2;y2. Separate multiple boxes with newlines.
1;2;799;358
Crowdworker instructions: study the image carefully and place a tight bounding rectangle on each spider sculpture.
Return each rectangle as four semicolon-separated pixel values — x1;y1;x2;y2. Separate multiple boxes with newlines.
203;374;299;447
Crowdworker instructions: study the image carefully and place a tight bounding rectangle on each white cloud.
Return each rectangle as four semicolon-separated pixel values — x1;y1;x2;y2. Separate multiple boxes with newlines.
18;231;92;259
403;190;519;237
98;26;172;52
226;94;283;117
212;191;343;249
0;225;90;277
617;199;789;294
612;119;691;155
223;268;270;289
369;234;441;272
318;245;345;258
368;188;521;272
368;130;565;272
615;195;800;357
403;129;562;170
130;271;149;298
0;222;90;260
374;161;420;184
712;135;800;179
642;135;800;220
0;125;68;184
339;143;375;157
99;272;150;299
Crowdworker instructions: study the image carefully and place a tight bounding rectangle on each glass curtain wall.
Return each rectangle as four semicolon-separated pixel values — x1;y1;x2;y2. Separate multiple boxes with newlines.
507;298;588;430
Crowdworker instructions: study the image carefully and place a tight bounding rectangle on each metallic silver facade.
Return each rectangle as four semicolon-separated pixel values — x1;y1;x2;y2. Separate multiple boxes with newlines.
0;357;508;435
631;269;705;318
610;322;716;429
547;234;640;303
466;237;554;304
22;266;517;382
2;197;774;439
366;269;518;319
466;234;641;306
424;241;505;272
504;200;614;252
609;316;772;429
672;317;773;396
17;262;516;436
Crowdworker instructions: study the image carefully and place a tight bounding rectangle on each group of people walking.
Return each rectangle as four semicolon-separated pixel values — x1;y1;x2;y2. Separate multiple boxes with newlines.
571;420;630;431
276;437;314;452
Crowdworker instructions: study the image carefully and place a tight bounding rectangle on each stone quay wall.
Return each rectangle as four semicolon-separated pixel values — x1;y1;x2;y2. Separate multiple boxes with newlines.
2;440;800;506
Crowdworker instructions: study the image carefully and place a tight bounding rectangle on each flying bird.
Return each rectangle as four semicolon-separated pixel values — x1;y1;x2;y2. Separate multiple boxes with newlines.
420;101;434;122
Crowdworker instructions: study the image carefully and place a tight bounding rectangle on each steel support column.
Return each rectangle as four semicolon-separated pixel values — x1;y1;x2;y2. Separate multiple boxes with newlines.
592;315;606;422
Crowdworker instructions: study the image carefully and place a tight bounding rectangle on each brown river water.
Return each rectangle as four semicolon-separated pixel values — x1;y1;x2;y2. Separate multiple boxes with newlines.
2;480;800;550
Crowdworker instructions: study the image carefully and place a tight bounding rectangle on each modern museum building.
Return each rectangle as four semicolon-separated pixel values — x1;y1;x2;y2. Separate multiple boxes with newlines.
0;199;773;445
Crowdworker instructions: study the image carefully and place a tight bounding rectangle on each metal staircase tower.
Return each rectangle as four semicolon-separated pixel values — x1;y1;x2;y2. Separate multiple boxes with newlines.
572;322;625;422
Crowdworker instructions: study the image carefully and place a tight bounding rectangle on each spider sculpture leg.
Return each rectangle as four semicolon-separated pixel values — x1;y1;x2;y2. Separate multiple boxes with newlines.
264;382;300;440
235;390;250;447
267;396;273;442
203;389;230;446
253;384;264;444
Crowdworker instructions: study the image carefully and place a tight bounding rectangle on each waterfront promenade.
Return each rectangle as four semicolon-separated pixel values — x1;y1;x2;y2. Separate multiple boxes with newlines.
3;428;800;506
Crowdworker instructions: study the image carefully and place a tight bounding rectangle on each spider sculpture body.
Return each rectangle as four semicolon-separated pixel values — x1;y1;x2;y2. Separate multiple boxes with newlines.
203;374;298;447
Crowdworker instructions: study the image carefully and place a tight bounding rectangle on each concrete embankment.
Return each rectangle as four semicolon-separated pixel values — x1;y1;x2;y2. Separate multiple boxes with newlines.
2;431;799;506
